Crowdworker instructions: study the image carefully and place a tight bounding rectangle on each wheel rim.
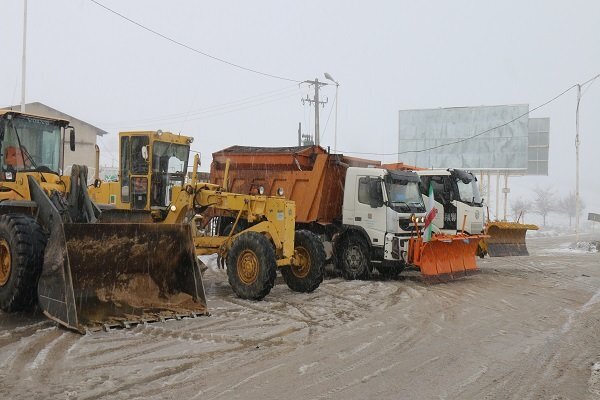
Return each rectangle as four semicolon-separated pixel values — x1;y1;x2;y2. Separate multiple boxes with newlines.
291;246;311;278
345;245;364;273
237;249;259;285
0;239;11;286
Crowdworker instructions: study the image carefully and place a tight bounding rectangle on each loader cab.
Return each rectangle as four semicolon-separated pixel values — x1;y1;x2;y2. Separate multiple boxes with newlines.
119;131;191;210
0;111;70;179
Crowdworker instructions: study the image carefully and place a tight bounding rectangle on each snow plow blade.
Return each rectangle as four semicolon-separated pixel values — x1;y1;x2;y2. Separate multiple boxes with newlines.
37;222;207;333
408;234;484;282
484;222;538;257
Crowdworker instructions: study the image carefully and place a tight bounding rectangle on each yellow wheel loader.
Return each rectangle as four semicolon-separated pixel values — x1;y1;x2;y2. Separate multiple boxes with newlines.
0;111;207;333
89;131;325;300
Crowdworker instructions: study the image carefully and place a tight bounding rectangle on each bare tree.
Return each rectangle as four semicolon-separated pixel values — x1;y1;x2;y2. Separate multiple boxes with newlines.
557;192;586;227
510;197;532;223
532;186;555;226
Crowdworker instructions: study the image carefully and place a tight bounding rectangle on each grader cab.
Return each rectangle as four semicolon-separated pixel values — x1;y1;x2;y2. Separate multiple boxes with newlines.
90;131;325;300
0;111;207;333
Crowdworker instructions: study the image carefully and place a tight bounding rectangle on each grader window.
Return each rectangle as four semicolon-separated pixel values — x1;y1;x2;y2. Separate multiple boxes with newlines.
120;136;130;203
131;136;149;175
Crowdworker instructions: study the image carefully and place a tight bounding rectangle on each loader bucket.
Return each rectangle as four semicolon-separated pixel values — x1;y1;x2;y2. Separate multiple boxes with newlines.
37;222;207;333
409;234;483;282
484;222;539;257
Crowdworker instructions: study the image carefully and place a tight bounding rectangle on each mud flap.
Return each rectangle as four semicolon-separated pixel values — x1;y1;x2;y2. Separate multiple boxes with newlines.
37;223;207;333
484;222;539;257
409;235;483;282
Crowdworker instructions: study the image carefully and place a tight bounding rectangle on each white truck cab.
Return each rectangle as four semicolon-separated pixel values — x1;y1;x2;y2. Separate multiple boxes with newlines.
416;169;484;235
338;167;426;276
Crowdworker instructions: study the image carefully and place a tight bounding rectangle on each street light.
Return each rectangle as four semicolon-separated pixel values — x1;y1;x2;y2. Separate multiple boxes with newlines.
324;72;339;153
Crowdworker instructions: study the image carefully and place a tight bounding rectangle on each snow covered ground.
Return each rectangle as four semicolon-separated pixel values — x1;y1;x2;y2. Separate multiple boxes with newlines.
1;233;599;399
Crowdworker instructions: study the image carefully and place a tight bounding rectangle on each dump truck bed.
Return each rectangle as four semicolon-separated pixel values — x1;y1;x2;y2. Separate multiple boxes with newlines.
211;145;380;224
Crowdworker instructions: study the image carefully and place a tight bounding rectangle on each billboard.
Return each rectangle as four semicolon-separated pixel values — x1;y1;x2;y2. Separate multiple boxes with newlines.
398;105;529;170
527;118;550;175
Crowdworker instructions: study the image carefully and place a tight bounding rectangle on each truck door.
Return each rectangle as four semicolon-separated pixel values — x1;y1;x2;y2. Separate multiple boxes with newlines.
354;175;386;247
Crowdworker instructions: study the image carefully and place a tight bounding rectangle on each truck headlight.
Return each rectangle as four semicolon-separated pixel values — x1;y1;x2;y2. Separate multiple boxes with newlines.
258;186;265;195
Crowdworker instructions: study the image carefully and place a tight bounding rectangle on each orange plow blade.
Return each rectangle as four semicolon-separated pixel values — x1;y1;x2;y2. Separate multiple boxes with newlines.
408;234;484;282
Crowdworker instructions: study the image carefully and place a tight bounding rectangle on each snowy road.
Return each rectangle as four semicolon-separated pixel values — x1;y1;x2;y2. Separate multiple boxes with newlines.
1;234;599;399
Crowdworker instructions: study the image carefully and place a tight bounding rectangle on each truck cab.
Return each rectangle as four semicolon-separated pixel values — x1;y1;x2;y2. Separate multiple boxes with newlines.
340;167;426;276
416;169;484;235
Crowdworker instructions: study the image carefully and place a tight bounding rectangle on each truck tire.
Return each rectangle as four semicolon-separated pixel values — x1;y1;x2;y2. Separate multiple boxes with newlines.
226;232;277;300
0;214;47;312
375;262;403;279
281;230;325;293
336;235;371;280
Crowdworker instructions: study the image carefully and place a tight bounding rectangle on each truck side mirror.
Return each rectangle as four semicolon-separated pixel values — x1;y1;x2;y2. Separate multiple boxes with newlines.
68;127;76;151
368;178;384;208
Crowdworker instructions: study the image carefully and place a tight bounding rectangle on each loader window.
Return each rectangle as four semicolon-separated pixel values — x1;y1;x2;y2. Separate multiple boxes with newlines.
0;116;61;173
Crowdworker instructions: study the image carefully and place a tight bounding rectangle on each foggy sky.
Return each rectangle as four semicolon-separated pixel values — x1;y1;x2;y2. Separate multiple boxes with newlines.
1;0;599;221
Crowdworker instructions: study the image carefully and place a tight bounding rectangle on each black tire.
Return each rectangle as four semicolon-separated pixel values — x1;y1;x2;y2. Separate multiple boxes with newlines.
226;232;277;300
222;222;243;237
375;262;403;279
0;214;47;312
335;235;371;280
281;230;325;293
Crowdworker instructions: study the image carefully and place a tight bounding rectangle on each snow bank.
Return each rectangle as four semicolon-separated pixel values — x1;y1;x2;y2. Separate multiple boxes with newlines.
544;241;599;254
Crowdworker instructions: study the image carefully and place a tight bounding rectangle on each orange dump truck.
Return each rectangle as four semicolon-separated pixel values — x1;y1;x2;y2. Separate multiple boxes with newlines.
209;145;480;281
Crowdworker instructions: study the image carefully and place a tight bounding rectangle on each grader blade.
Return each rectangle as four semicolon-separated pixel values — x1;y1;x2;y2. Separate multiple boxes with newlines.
37;223;207;333
484;222;538;257
409;235;482;282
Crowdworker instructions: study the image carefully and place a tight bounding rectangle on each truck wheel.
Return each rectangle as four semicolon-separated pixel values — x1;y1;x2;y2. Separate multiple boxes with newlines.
281;230;325;293
375;262;403;279
226;232;276;300
0;214;47;312
336;235;371;280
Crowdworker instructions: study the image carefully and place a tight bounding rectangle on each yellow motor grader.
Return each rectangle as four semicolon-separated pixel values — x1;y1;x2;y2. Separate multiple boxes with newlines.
0;111;207;333
89;130;325;300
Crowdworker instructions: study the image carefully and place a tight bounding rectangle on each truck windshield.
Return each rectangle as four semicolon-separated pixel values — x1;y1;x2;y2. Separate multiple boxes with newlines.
455;177;482;205
385;179;425;213
1;116;62;173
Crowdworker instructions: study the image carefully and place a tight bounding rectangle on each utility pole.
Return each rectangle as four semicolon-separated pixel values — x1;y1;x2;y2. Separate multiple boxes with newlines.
21;0;28;112
302;78;328;146
575;83;581;241
324;73;340;153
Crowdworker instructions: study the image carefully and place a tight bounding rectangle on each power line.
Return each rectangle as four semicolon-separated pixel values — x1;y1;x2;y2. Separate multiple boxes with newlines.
115;89;302;129
98;84;300;127
338;76;599;157
320;94;336;142
88;0;301;83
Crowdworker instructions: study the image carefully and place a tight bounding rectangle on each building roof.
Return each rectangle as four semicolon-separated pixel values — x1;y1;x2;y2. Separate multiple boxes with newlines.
1;102;108;136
